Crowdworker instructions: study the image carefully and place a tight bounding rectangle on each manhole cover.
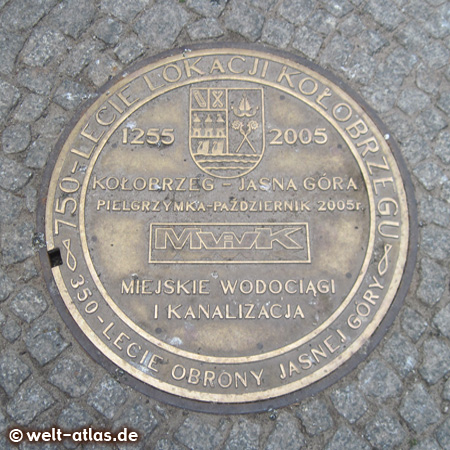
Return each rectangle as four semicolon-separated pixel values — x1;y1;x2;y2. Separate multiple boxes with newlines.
39;45;416;413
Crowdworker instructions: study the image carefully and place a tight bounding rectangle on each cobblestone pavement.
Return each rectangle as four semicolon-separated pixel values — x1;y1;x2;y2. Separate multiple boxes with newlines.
0;0;449;449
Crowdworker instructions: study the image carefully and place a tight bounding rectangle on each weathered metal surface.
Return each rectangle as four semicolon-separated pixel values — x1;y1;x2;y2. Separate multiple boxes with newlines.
39;46;416;412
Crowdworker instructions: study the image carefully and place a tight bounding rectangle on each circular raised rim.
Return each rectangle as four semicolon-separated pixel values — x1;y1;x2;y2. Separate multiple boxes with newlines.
37;43;418;414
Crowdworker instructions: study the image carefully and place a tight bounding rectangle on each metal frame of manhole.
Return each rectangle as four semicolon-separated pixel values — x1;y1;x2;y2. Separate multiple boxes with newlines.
37;43;418;414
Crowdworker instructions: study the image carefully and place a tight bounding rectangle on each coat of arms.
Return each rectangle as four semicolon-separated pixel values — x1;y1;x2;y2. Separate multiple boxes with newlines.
189;87;265;178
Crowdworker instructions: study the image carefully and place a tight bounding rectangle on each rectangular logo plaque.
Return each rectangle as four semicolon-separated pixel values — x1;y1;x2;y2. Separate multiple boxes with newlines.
149;222;311;264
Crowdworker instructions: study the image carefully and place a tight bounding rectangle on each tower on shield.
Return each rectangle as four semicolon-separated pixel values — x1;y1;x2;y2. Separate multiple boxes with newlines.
189;87;265;179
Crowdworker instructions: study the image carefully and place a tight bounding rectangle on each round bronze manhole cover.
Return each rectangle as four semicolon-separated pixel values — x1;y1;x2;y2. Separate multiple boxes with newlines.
39;45;416;413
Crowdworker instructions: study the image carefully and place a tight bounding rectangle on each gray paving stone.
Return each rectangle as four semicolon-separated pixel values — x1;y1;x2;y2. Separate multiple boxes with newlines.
383;111;413;143
10;286;48;323
0;79;20;123
250;0;277;12
442;179;450;203
57;402;93;430
436;417;450;449
95;18;123;45
0;351;32;396
21;28;68;67
134;0;189;48
87;376;128;419
114;403;158;449
224;419;261;450
13;93;49;122
34;104;68;138
19;258;39;281
22;185;37;215
445;378;450;400
365;409;406;450
292;26;323;60
425;4;450;39
412;437;442;450
344;51;376;85
386;46;419;79
421;224;450;261
0;0;58;32
420;338;450;384
2;123;31;154
60;38;105;77
320;34;354;71
18;68;57;96
415;108;448;140
399;383;441;433
114;36;145;65
397;87;431;116
420;40;450;70
405;0;433;19
224;0;265;42
419;196;450;228
2;221;35;265
53;80;93;111
402;134;429;165
186;0;228;17
395;21;431;53
320;0;353;17
0;409;8;433
100;0;152;22
155;440;185;450
19;436;71;449
7;381;55;425
359;29;389;55
425;0;447;5
330;383;367;424
358;359;402;399
338;14;365;36
25;316;69;366
433;303;450;338
0;30;26;76
365;0;404;30
382;332;418;377
264;411;306;450
175;415;227;450
25;137;53;170
87;54;122;87
417;257;448;305
296;398;333;436
361;81;397;113
0;268;14;301
2;317;22;342
261;19;294;48
416;62;442;95
50;0;96;39
325;427;370;450
414;161;447;191
307;9;337;35
49;357;94;397
0;156;32;193
279;0;314;25
0;435;19;450
187;17;224;41
0;189;22;225
438;90;450;115
435;131;450;164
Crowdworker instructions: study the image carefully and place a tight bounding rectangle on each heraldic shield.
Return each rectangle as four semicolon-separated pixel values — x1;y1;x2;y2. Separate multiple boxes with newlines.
189;87;265;179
